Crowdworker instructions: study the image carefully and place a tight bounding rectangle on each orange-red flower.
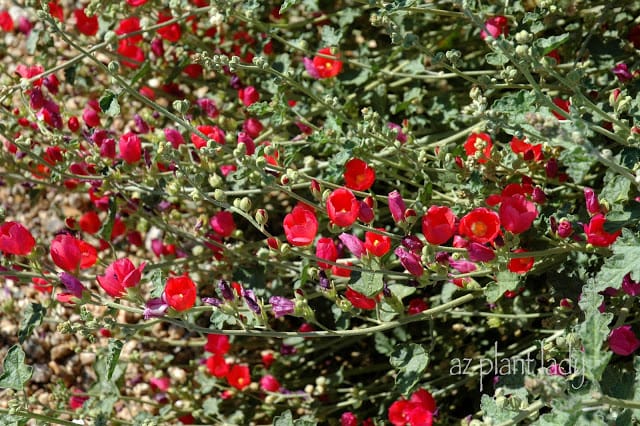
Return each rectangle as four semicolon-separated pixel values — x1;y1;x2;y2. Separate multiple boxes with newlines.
283;204;318;246
326;188;359;228
459;208;500;244
0;221;36;256
583;214;621;247
227;364;251;390
164;275;197;311
422;205;457;245
304;47;343;79
344;158;375;191
364;229;391;257
464;133;493;164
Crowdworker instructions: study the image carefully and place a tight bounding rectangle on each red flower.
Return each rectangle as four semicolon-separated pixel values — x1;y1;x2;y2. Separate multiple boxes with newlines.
344;158;375;191
97;258;145;297
499;194;538;234
164;275;197;311
238;86;260;107
480;16;508;40
364;229;391;257
204;334;230;355
407;298;428;315
459;207;500;244
0;222;36;255
259;374;281;392
326;188;359;227
157;12;181;42
0;10;14;32
464;132;493;164
48;2;64;22
507;249;534;274
191;125;225;149
79;211;101;234
305;47;343;79
345;287;377;310
283;204;318;246
210;211;236;238
115;16;142;43
119;132;142;164
422;205;457;245
206;354;229;378
69;389;89;410
389;388;436;426
117;40;145;69
32;277;53;294
583;214;621;247
126;0;148;6
316;237;338;269
73;8;98;36
227;364;251;390
50;234;97;271
510;136;543;161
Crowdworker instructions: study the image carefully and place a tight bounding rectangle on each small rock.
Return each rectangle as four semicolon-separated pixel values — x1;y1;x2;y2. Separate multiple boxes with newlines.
51;343;74;362
79;352;96;366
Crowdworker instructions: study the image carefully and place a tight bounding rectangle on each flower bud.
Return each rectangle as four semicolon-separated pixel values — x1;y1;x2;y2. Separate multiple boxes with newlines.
255;209;268;225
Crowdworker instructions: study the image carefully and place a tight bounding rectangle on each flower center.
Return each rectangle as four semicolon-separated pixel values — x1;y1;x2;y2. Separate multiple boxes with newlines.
471;221;487;236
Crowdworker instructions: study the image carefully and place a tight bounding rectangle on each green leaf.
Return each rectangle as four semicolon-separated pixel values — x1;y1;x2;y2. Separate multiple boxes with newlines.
576;279;613;383
480;394;518;423
320;26;342;46
559;146;594;184
203;397;220;417
19;303;45;344
273;410;294;426
279;0;300;14
595;229;640;292
99;91;120;117
106;340;124;381
534;33;570;55
26;29;40;55
349;271;384;297
0;345;33;391
0;413;27;426
485;271;520;302
390;343;429;395
631;357;640;421
99;198;117;241
485;52;509;66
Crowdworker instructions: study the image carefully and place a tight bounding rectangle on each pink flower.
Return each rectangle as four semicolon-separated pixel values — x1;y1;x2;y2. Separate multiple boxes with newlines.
394;247;423;277
584;187;601;215
480;16;509;40
97;258;146;297
622;273;640;296
388;190;407;224
609;325;640;356
260;374;281;392
338;233;365;258
612;63;633;83
499;194;538;234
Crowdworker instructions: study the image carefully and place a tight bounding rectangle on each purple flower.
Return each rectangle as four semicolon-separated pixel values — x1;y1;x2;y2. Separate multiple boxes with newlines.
164;128;185;149
218;280;234;301
59;272;84;298
358;201;374;223
201;297;223;307
401;235;424;254
557;219;573;238
612;63;633;83
609;325;640;356
243;289;261;314
338;233;365;258
144;297;169;319
622;273;640;296
134;114;150;134
318;270;330;290
467;242;495;262
303;57;320;79
584;187;600;215
269;296;295;318
394;247;423;277
388;190;406;224
196;98;219;118
449;258;478;273
387;122;407;143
